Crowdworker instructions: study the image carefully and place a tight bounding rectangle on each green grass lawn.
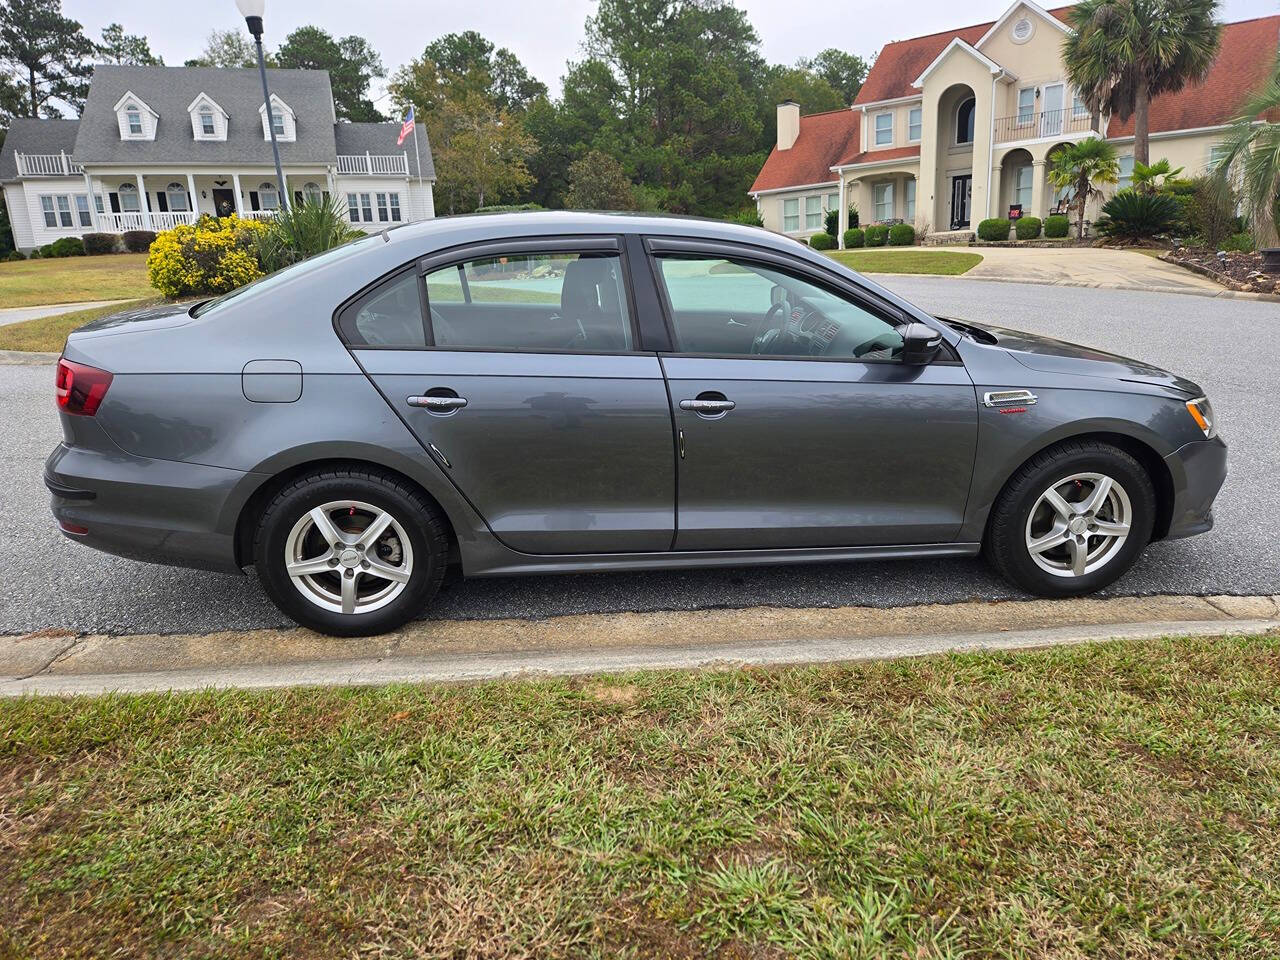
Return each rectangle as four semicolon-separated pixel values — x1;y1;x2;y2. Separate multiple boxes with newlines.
0;253;152;309
827;249;983;275
0;298;152;353
3;631;1279;958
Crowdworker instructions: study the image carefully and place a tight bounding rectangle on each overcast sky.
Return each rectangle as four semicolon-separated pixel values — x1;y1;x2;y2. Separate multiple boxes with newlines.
64;0;1278;111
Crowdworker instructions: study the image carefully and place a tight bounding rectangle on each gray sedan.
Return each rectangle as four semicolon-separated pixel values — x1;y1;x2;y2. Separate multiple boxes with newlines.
45;213;1226;636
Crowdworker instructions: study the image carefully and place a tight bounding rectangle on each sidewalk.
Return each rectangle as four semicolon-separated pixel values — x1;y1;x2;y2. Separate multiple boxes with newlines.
0;298;132;329
6;594;1277;696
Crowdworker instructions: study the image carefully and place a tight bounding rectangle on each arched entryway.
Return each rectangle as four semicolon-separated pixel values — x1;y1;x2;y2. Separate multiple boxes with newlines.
933;83;978;231
998;148;1035;221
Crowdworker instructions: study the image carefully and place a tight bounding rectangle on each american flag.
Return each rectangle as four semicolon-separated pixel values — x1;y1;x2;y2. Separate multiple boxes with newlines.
397;106;415;146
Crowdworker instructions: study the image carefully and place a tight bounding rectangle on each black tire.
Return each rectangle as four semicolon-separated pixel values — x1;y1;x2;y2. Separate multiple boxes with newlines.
984;439;1157;597
254;468;449;636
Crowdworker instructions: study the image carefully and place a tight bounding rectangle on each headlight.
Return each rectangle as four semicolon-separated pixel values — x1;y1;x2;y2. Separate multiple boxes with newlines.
1185;396;1216;438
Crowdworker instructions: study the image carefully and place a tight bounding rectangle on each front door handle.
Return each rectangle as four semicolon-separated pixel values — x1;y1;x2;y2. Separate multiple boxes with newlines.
680;398;735;415
407;395;468;411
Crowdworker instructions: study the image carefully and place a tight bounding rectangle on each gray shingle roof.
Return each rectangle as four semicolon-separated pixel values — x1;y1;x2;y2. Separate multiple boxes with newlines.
73;64;337;165
0;118;80;180
333;122;436;179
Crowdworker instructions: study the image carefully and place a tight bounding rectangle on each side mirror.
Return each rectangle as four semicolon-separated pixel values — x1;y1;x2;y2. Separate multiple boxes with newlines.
899;322;944;365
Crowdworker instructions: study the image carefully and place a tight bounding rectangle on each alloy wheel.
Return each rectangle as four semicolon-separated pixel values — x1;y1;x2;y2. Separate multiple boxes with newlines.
283;500;414;615
1024;473;1132;578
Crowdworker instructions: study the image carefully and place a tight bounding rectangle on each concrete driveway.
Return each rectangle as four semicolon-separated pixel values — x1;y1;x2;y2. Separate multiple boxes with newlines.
1;276;1276;637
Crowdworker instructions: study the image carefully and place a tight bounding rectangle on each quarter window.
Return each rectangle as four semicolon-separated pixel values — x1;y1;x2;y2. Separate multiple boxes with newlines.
875;112;893;146
908;107;922;142
655;255;903;360
423;252;633;352
782;197;799;232
345;271;426;347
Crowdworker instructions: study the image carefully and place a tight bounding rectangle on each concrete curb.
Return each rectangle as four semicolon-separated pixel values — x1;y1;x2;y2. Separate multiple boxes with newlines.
4;612;1276;697
865;271;1279;301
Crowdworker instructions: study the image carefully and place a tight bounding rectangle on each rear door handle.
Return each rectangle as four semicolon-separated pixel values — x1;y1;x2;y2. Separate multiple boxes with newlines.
407;395;468;411
680;398;735;414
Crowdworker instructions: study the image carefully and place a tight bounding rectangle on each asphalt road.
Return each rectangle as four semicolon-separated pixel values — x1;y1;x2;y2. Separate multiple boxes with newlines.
2;277;1276;635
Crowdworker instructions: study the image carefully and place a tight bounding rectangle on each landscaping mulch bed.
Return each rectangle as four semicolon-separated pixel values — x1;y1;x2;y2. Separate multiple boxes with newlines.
1163;246;1275;294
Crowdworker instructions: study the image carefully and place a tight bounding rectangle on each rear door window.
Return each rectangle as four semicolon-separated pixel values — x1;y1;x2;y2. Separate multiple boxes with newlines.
424;252;634;352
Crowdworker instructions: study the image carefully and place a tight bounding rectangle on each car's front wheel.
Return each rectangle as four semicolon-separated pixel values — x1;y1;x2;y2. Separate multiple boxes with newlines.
985;440;1156;597
254;468;448;636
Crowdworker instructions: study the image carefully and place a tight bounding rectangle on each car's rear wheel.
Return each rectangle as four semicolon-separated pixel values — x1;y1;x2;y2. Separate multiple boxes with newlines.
254;468;448;636
985;440;1156;597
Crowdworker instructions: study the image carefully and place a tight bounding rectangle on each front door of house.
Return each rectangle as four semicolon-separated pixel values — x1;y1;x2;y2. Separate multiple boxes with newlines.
950;175;972;230
212;188;236;217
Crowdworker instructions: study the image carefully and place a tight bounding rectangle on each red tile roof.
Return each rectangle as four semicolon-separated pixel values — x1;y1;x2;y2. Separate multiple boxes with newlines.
1106;15;1280;137
835;144;922;167
749;108;859;193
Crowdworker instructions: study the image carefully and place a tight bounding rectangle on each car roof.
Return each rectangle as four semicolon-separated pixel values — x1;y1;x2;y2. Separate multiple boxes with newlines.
382;210;806;256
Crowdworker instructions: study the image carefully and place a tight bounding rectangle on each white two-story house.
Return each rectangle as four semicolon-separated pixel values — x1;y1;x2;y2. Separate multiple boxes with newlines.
750;1;1279;244
1;65;436;252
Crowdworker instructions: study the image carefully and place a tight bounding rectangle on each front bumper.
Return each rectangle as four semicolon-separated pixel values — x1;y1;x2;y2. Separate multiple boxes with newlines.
45;441;254;574
1162;435;1227;541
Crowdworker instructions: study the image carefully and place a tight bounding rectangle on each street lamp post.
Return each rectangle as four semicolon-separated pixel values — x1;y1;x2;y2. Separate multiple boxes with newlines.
236;0;289;214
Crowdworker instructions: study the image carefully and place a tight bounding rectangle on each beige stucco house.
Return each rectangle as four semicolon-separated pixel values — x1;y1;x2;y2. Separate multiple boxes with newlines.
749;1;1279;244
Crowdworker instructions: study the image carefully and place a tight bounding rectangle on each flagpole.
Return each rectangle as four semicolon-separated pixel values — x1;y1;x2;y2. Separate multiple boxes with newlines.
408;109;425;208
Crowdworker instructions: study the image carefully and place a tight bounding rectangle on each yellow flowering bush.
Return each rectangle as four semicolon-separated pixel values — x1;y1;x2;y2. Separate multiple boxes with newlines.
147;214;268;299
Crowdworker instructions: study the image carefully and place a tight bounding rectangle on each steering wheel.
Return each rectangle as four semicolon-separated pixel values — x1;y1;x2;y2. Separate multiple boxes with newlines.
751;300;789;354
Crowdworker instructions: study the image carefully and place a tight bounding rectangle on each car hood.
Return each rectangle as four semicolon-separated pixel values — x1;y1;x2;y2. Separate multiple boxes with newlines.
69;301;195;341
946;319;1203;397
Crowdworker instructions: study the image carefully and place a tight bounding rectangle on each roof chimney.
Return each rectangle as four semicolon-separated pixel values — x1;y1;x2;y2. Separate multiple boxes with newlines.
777;101;800;151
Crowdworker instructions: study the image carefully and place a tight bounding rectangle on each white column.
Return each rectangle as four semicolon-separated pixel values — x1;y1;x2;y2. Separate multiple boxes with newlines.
837;173;848;249
1031;159;1047;220
135;173;152;230
186;172;198;221
82;171;99;231
232;173;244;216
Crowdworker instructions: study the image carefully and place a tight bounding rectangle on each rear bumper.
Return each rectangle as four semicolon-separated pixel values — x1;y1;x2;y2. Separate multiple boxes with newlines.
44;441;251;574
1162;436;1227;541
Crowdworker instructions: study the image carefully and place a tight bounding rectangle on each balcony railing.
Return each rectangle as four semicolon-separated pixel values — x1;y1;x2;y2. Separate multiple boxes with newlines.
336;153;410;176
15;152;84;177
993;108;1099;144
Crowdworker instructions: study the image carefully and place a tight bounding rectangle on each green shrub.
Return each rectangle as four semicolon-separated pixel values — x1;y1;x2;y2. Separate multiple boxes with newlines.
254;196;362;274
808;231;836;250
82;232;120;255
731;207;764;228
474;203;544;213
49;236;85;257
147;214;267;298
122;230;157;253
1186;176;1240;249
1044;215;1070;238
825;208;839;238
864;224;889;247
843;227;864;248
38;243;56;258
1096;189;1179;240
1221;230;1255;253
977;218;1012;242
6;249;25;261
888;223;915;246
1015;216;1042;240
27;248;39;259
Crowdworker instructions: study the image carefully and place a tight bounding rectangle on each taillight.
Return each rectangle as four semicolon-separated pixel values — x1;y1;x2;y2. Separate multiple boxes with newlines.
55;357;113;416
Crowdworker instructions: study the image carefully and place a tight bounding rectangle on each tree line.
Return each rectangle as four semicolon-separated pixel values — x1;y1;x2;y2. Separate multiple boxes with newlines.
0;0;871;220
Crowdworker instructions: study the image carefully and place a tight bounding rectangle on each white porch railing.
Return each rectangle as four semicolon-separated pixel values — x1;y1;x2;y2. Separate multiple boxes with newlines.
336;153;410;176
15;152;84;177
99;211;200;232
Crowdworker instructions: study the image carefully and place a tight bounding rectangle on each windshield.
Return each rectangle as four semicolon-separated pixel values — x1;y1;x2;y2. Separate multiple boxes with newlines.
190;233;383;319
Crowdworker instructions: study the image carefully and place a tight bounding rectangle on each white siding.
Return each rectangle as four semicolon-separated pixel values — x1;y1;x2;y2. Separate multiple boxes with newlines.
4;182;35;250
7;177;96;250
333;176;433;227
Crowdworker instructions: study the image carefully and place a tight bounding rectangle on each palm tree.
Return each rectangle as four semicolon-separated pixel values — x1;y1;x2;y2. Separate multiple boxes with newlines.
1213;53;1280;248
1132;158;1184;193
1064;0;1222;165
1048;137;1121;239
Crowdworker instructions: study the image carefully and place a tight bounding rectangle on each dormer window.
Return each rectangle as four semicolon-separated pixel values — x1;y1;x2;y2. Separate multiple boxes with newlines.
188;93;228;141
259;94;296;142
271;110;285;137
114;91;157;140
126;105;142;135
200;109;215;135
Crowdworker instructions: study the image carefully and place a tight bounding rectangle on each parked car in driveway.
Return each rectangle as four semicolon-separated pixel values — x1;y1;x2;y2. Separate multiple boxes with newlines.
45;212;1226;636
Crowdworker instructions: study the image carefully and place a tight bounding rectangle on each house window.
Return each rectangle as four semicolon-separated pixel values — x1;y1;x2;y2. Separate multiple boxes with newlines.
118;183;140;212
873;182;894;221
905;179;916;220
55;195;72;227
1072;90;1090;118
1117;155;1135;189
1017;88;1035;124
259;182;280;211
804;195;822;229
271;110;285;137
40;196;57;228
956;98;976;144
303;182;323;204
389;192;402;221
908;107;922;142
783;197;799;231
875;112;893;146
1014;165;1033;208
200;108;215;136
125;104;142;136
825;192;839;214
376;193;389;222
1209;144;1231;172
166;182;189;212
75;194;92;227
347;192;360;222
360;192;373;222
